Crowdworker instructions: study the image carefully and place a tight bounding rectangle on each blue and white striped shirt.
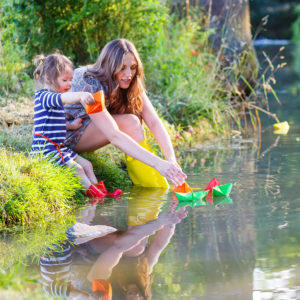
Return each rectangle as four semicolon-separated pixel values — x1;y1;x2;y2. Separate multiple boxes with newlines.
31;89;78;165
32;89;66;147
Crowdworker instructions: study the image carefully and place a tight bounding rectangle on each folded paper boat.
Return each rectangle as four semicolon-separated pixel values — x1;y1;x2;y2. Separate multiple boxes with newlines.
212;183;233;197
273;121;289;135
85;90;106;114
172;182;193;193
204;177;221;192
175;190;208;201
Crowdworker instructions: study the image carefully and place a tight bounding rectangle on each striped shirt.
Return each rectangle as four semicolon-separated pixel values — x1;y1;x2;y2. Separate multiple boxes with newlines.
40;242;72;297
31;89;77;165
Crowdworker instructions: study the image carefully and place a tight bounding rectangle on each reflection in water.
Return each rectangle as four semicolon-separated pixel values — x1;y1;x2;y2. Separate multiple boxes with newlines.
253;265;300;300
40;203;187;299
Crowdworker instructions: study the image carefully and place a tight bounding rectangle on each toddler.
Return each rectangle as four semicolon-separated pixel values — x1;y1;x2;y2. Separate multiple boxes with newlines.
31;53;106;199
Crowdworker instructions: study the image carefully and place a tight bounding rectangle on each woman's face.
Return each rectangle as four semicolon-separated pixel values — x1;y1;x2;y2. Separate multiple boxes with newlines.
115;52;137;89
125;284;144;300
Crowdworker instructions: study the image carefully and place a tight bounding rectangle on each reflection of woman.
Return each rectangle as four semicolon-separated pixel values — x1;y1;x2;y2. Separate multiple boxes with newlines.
65;39;186;187
87;208;187;300
40;208;187;300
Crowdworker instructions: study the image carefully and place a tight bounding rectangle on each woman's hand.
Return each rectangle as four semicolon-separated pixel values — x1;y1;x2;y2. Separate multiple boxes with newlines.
156;159;186;187
157;207;187;226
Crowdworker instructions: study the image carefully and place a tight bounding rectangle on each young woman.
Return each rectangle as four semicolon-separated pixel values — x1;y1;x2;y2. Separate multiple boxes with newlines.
64;39;186;187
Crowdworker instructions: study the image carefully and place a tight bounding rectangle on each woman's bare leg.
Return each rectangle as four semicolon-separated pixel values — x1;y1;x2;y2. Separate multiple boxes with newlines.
73;114;144;153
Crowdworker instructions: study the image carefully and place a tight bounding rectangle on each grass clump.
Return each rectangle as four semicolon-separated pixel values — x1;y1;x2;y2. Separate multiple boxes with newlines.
0;148;84;229
82;147;132;191
144;16;233;134
0;262;55;300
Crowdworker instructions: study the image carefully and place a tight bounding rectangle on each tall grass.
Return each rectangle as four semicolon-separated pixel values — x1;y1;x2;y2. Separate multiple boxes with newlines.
145;17;232;133
0;148;84;229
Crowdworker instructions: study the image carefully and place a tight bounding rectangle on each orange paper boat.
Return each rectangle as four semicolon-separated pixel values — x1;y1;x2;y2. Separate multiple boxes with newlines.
85;90;105;114
172;182;193;193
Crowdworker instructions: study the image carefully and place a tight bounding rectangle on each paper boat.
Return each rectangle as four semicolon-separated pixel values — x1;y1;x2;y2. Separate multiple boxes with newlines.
172;182;193;193
85;90;106;114
175;190;209;201
204;177;221;192
212;183;232;197
273;121;289;135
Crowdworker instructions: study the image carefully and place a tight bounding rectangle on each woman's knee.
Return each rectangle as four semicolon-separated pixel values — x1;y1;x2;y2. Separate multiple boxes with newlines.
114;114;144;140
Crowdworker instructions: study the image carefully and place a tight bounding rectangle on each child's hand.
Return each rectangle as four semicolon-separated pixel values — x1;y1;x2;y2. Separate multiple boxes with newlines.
80;92;95;105
66;118;83;130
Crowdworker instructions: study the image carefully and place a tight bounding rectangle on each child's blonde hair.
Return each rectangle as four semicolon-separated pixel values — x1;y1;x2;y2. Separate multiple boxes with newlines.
33;52;74;91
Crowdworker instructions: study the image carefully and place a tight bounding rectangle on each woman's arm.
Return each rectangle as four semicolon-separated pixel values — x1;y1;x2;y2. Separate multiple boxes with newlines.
89;110;186;186
144;225;176;274
141;92;177;163
87;208;186;281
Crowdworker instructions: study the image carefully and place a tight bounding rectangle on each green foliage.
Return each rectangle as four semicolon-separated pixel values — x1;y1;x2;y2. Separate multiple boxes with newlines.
292;5;300;75
82;147;132;190
0;148;84;229
293;4;300;44
145;17;232;130
0;1;32;95
0;262;55;299
13;0;168;64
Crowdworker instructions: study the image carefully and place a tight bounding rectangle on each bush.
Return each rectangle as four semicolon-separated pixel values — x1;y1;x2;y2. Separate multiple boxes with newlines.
12;0;168;65
144;16;232;130
0;1;32;95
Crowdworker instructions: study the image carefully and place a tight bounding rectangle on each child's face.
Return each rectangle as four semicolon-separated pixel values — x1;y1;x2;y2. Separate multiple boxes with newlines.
56;68;74;93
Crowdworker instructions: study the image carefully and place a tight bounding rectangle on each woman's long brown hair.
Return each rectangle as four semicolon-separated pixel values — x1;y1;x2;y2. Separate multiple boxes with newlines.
84;39;144;116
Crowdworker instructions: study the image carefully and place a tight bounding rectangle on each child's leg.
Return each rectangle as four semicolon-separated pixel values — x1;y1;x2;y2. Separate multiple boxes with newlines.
74;155;98;184
66;159;92;189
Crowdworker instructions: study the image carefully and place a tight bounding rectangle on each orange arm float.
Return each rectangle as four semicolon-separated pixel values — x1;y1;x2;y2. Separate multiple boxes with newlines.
85;90;106;114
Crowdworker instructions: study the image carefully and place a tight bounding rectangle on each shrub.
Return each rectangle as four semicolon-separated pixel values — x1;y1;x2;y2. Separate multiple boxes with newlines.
0;1;32;95
12;0;168;65
144;16;232;131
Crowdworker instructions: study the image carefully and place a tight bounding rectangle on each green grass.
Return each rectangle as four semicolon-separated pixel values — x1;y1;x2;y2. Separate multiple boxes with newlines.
0;148;84;229
0;262;56;300
82;147;132;191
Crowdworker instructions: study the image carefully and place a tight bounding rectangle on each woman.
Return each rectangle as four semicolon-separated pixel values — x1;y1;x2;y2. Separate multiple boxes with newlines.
65;39;186;187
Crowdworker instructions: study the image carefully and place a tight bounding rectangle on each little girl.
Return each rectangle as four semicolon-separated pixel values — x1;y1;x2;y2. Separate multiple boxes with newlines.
31;53;107;199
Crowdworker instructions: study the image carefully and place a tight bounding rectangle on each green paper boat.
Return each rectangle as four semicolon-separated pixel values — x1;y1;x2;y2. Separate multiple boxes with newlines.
212;183;232;197
213;196;233;208
175;190;209;201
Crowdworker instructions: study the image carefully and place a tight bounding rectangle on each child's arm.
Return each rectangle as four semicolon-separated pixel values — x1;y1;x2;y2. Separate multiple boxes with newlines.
61;92;95;106
66;118;83;130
